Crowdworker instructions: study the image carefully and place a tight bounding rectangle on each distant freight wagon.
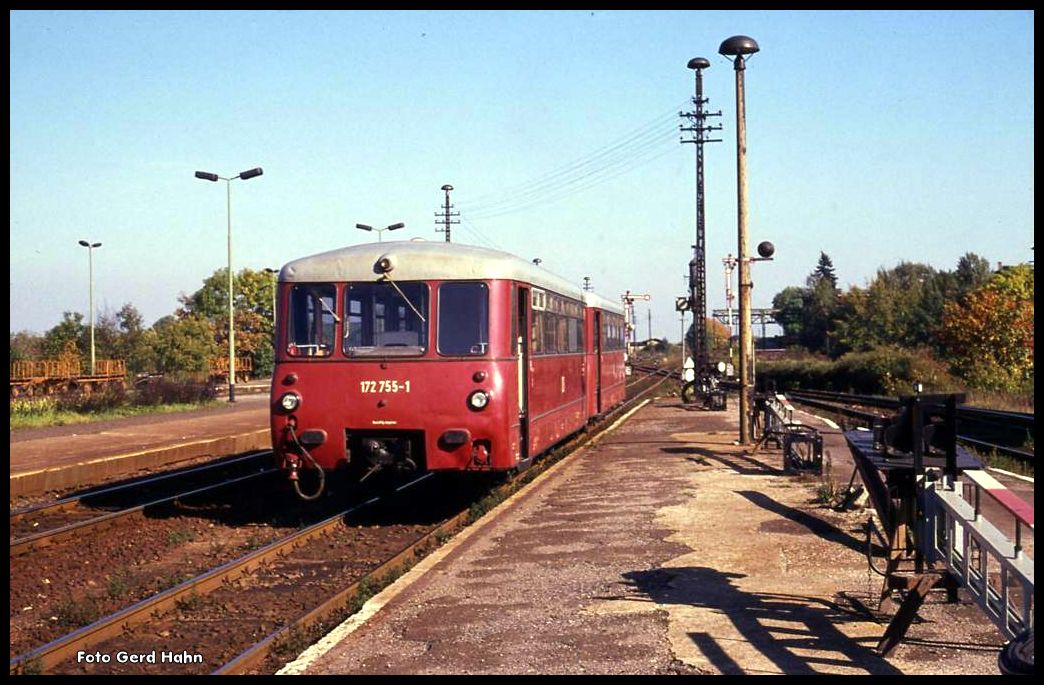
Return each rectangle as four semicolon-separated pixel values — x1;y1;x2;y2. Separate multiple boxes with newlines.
9;359;126;399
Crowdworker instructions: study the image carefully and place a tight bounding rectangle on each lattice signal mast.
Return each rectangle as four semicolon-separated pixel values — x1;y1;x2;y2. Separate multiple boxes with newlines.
435;184;460;242
679;57;722;371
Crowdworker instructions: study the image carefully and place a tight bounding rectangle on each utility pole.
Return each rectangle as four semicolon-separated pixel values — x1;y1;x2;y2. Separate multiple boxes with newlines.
720;35;760;444
647;308;652;342
680;57;722;376
582;276;592;292
435;184;460;242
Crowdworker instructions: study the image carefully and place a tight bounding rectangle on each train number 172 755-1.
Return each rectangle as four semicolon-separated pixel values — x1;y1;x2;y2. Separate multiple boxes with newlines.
359;379;412;394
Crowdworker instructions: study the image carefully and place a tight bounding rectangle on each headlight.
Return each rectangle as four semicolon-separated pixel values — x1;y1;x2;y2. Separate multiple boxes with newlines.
467;390;490;410
279;392;301;412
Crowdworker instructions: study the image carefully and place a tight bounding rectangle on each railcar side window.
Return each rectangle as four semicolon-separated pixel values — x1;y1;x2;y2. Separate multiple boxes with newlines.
438;283;489;356
531;291;584;356
287;285;337;357
344;282;429;357
602;313;626;350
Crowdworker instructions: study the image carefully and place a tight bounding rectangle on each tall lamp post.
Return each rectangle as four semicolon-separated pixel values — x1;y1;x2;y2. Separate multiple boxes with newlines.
719;34;759;444
355;222;405;243
194;166;264;403
77;240;102;375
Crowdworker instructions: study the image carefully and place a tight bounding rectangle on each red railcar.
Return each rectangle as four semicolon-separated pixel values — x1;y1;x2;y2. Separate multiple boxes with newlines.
269;241;626;499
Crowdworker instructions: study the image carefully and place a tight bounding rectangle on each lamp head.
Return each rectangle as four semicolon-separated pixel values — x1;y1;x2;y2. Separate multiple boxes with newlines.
687;57;711;70
718;35;760;57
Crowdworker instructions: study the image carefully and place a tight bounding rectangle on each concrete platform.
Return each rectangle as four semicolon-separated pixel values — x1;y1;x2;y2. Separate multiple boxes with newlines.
10;394;271;499
283;395;1004;675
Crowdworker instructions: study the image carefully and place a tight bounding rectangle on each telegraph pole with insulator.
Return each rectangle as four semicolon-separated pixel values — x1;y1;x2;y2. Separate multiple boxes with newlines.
435;184;460;242
679;57;722;376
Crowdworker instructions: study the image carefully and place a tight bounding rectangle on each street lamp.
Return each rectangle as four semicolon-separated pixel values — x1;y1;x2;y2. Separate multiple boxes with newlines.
194;166;264;403
355;222;405;243
719;34;759;444
77;239;102;375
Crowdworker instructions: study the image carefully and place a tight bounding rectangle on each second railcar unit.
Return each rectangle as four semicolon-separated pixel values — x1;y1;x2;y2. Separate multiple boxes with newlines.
269;240;626;499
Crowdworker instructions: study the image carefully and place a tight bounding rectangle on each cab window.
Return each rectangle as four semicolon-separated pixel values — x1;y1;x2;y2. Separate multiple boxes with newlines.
344;282;429;357
287;284;337;357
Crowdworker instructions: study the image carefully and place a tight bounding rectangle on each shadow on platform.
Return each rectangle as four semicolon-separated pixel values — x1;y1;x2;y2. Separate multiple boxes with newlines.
618;566;901;675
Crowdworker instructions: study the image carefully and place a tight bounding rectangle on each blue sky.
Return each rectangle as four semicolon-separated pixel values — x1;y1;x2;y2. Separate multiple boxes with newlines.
10;10;1034;340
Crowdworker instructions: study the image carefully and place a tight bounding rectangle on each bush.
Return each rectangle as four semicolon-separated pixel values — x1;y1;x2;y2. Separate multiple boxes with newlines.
58;383;128;413
10;397;59;419
132;376;216;406
758;346;961;396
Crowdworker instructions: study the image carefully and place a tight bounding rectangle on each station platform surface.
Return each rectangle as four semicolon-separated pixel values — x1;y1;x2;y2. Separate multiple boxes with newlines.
10;393;271;499
283;394;1004;676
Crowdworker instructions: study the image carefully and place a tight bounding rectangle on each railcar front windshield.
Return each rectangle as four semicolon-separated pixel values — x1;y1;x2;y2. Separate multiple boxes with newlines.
438;282;489;355
344;282;429;357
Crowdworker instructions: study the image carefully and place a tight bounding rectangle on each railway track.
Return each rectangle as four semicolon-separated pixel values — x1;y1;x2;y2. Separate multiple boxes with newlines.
10;451;276;553
11;368;671;675
783;389;1034;466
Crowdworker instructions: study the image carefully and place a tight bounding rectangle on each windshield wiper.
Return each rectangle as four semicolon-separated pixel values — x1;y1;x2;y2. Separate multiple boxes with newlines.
379;274;427;323
319;297;341;323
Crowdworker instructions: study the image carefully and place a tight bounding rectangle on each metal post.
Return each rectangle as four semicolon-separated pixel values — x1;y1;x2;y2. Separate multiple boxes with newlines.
264;268;278;331
680;309;686;364
88;246;96;376
226;178;236;403
724;255;735;364
720;35;759;444
681;58;722;376
194;166;263;404
78;240;102;375
436;184;459;242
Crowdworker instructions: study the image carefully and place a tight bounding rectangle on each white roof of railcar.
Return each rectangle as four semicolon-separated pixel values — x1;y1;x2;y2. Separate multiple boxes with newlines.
582;291;625;315
282;240;624;315
280;240;557;295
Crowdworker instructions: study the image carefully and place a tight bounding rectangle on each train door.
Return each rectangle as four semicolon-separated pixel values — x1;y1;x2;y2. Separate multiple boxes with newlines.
594;310;603;414
516;286;530;462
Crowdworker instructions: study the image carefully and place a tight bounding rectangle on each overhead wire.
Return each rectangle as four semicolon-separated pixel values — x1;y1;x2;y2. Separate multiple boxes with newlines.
459;100;690;220
456;216;503;251
465;138;679;221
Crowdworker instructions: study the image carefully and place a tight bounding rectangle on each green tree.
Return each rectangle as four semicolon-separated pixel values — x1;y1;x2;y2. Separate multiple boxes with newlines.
769;253;841;355
834;262;939;351
178;267;276;377
42;312;87;361
813;251;837;289
954;252;993;297
9;330;44;362
113;303;157;375
152;314;219;375
772;286;807;347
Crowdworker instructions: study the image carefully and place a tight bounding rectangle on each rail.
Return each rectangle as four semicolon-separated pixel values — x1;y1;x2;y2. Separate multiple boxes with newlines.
786;390;1033;465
